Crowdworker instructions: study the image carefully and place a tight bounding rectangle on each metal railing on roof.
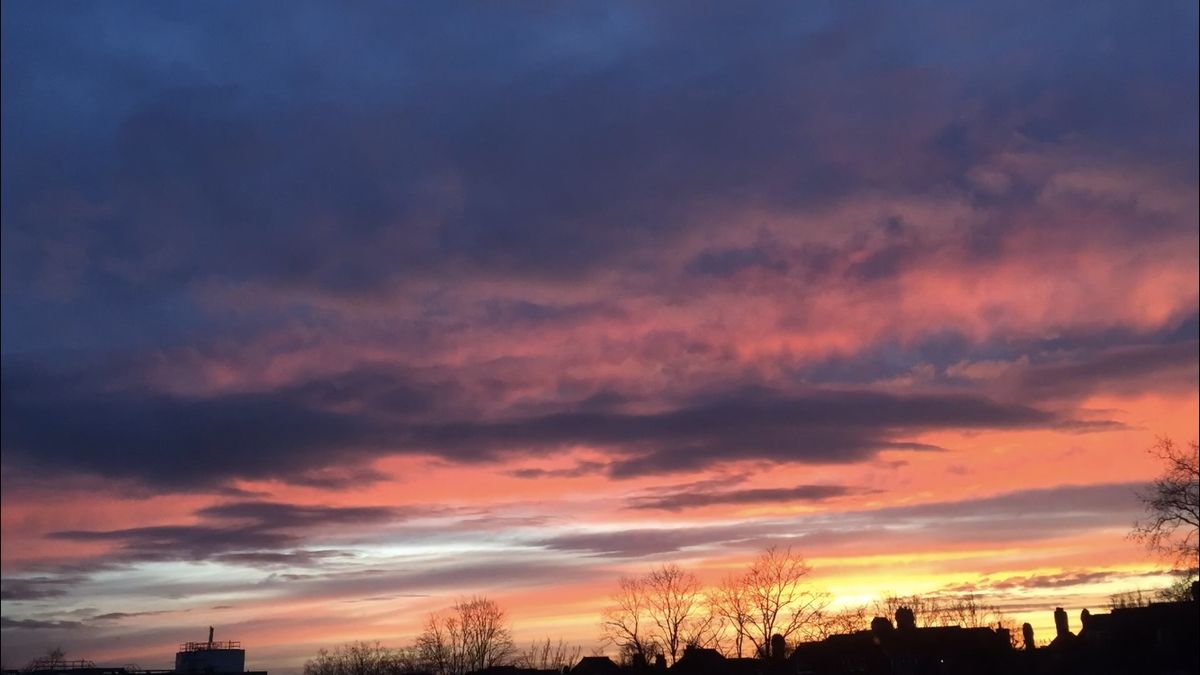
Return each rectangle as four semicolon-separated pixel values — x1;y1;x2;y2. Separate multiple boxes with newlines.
23;660;97;672
178;641;242;652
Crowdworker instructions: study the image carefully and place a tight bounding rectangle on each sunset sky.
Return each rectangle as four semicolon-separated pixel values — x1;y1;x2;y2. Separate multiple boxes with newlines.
1;1;1198;671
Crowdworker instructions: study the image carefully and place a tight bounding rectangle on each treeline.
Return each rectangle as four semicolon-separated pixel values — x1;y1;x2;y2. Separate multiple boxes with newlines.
304;598;580;675
304;546;1014;675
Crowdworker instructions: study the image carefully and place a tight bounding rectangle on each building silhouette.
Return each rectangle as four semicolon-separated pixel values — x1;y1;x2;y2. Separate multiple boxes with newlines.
561;583;1199;675
4;629;266;675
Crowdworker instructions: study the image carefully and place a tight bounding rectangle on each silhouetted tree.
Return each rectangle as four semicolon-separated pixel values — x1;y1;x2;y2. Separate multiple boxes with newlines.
940;593;1007;629
874;592;1011;635
1109;588;1151;609
601;575;659;662
736;546;828;657
874;593;944;628
304;642;423;675
804;605;870;641
515;638;582;671
643;564;717;664
710;573;753;657
1132;438;1199;573
416;596;515;675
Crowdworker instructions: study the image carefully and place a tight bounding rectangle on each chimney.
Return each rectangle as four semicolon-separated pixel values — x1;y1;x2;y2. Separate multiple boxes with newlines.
1022;623;1035;651
1053;607;1070;639
208;626;214;647
770;634;786;662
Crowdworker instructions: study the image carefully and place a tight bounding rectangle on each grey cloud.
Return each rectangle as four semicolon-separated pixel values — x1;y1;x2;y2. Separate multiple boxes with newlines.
533;482;1147;558
1017;341;1199;400
983;571;1119;592
533;523;780;558
481;300;626;327
4;358;1116;489
51;525;301;562
211;550;356;568
196;502;401;528
1;362;388;489
0;617;84;630
506;461;609;479
864;482;1144;523
243;557;610;603
0;576;84;601
91;610;172;622
4;1;1196;356
629;484;862;511
48;501;407;566
686;244;790;278
409;387;1089;478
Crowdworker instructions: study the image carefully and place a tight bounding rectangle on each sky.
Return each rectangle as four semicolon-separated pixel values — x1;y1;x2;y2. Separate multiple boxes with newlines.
1;0;1198;670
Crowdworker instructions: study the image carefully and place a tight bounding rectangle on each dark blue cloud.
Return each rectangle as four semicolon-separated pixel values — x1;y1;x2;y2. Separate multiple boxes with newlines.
628;484;862;511
1;353;1118;490
4;1;1196;355
795;314;1200;390
1;1;1195;511
49;500;406;564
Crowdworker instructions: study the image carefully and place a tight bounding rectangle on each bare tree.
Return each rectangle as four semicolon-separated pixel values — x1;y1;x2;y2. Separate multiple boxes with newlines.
460;597;516;671
804;605;869;642
1132;438;1200;571
873;591;1012;642
710;574;752;657
416;596;515;675
416;612;461;675
304;642;423;675
939;593;1008;629
642;564;716;664
739;546;829;657
1109;588;1151;609
601;575;658;661
515;638;582;671
874;593;946;628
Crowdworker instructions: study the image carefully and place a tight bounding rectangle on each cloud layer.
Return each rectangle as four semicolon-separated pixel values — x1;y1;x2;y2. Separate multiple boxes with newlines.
1;0;1196;669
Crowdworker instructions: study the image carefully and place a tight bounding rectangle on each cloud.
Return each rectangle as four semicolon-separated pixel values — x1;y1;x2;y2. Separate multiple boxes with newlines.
407;387;1089;475
92;611;168;621
48;501;407;566
0;362;410;489
0;576;83;600
1016;341;1200;400
195;502;401;529
534;482;1147;558
211;550;356;568
0;617;84;630
4;357;1115;489
533;524;778;558
506;461;609;479
686;244;791;278
3;1;1196;354
861;482;1144;524
0;1;1197;667
980;570;1121;592
629;484;862;511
